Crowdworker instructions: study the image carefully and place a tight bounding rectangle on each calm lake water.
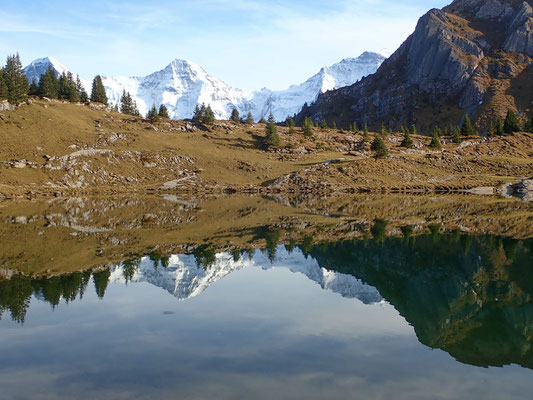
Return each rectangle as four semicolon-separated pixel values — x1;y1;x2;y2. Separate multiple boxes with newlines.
1;196;532;399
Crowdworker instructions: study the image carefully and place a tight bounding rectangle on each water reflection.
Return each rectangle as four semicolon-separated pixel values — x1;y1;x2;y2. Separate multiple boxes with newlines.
2;229;532;371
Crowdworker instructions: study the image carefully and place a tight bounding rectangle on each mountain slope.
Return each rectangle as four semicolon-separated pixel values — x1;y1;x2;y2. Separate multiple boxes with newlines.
297;0;533;132
23;56;91;91
24;52;384;121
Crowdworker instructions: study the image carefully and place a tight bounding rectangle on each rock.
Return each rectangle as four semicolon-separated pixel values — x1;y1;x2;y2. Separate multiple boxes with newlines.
0;100;15;112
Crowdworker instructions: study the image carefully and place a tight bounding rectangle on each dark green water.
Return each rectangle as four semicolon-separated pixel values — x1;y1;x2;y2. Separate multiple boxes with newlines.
1;231;532;399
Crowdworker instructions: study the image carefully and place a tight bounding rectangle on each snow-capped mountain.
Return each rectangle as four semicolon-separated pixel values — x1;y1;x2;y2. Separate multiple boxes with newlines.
109;247;383;305
23;56;91;90
23;52;385;121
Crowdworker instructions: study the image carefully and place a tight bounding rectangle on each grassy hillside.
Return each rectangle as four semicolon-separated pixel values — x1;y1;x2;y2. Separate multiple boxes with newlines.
0;100;532;198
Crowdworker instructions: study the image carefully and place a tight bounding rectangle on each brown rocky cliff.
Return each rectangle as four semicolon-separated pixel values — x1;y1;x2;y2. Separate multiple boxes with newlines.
298;0;533;132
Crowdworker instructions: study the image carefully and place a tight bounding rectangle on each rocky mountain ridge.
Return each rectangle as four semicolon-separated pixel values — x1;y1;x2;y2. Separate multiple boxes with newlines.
297;0;533;132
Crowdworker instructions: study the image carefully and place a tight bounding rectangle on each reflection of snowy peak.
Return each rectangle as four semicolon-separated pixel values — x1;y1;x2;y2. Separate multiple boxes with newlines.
109;248;383;304
24;52;385;121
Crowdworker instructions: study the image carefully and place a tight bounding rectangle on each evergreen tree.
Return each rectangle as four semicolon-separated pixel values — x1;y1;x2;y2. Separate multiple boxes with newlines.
28;79;39;96
503;110;520;134
90;75;108;104
58;72;69;99
353;122;359;133
4;53;29;103
230;107;240;123
192;104;202;122
158;104;170;118
401;129;413;148
371;135;388;158
494;117;504;135
452;127;461;144
285;117;295;128
429;129;442;149
38;67;59;99
461;114;474;136
362;124;370;142
202;105;215;124
320;118;329;129
488;121;496;137
524;117;533;133
264;118;280;148
0;69;7;99
434;126;442;137
258;117;267;124
119;90;140;116
246;112;254;124
332;121;337;130
93;270;111;299
381;124;388;136
303;117;314;137
147;104;160;123
411;124;417;135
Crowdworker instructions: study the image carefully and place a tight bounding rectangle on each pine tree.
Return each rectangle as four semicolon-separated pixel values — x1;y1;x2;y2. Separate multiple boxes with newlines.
90;75;108;104
259;117;267;124
434;126;442;137
285;117;295;128
58;72;68;99
494;118;504;135
147;104;160;123
332;121;337;130
158;104;170;119
381;124;388;136
452;127;461;143
264;118;280;148
353;122;359;133
28;79;39;96
246;112;254;124
488;121;496;137
503;110;520;134
119;90;139;116
411;124;417;135
371;135;388;158
230;107;240;123
38;67;59;99
362;124;370;142
320;118;329;129
401;129;413;148
429;129;442;149
303;117;313;137
268;112;275;124
0;69;7;99
4;53;29;103
461;114;474;136
202;105;215;124
524;117;533;133
193;105;202;122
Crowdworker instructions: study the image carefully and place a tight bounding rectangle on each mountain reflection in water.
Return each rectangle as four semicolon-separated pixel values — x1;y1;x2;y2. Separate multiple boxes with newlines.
1;230;532;371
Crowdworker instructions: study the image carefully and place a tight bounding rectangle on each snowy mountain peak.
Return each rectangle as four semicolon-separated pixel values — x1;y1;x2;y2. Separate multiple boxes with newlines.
24;51;385;121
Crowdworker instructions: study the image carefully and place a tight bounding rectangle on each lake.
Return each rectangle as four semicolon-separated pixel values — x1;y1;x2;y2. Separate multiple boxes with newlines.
0;195;532;399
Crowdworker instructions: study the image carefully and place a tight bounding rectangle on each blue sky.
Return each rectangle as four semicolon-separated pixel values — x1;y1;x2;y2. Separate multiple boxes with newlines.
1;0;450;91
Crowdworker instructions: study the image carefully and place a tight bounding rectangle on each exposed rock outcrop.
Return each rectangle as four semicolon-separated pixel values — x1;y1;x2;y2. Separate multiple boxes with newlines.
298;0;533;132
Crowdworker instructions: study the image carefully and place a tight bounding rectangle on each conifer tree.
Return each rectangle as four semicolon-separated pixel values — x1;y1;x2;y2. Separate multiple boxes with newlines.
0;69;7;99
303;117;313;137
246;112;254;124
494;118;504;135
285;117;295;128
461;114;474;136
488;121;496;137
371;135;388;158
147;104;160;123
524;117;533;133
401;128;413;148
411;125;417;135
158;104;170;119
38;67;59;99
4;53;29;103
90;75;108;104
259;117;267;124
264;118;280;148
332;121;337;130
28;79;39;96
503;110;520;134
230;107;240;123
434;126;442;137
192;105;202;122
320;118;329;129
362;124;370;142
452;127;461;144
429;129;442;149
202;105;215;124
353;122;359;133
